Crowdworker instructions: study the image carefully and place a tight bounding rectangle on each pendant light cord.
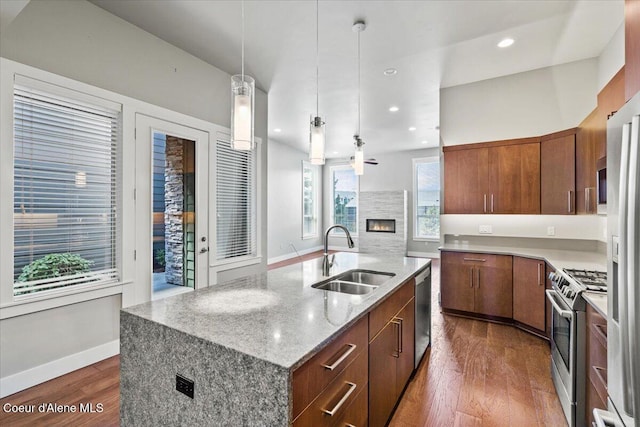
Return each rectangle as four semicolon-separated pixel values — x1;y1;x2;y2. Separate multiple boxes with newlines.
241;0;245;82
316;0;319;116
357;28;361;137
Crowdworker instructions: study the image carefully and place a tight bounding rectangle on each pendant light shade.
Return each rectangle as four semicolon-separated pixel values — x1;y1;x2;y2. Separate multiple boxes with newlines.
231;0;255;151
309;0;325;164
310;116;325;165
354;136;364;176
231;74;255;150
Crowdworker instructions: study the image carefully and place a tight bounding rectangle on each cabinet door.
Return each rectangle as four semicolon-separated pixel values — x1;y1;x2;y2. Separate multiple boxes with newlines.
541;134;576;214
474;256;513;318
443;148;489;214
369;322;398;427
625;0;640;101
513;257;546;331
576;112;598;214
440;252;475;312
545;263;553;338
395;298;415;397
488;143;540;214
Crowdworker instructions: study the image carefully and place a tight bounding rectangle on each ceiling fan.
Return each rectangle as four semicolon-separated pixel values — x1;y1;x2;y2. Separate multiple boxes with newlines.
349;156;378;166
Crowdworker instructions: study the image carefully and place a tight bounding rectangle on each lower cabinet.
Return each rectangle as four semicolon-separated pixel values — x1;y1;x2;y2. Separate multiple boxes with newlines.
441;251;513;318
513;256;546;332
586;302;608;426
369;280;415;427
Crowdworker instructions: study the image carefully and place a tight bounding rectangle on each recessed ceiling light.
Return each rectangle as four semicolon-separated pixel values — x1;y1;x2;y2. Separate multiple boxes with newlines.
383;68;397;76
332;151;339;154
497;38;514;48
274;128;282;132
389;106;399;112
409;127;416;131
421;140;428;144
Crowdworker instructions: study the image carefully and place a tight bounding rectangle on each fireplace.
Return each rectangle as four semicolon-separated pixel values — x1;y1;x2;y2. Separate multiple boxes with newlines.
366;219;396;233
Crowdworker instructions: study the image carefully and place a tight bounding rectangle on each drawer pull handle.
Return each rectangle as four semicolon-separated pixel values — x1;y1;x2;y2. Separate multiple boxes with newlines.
593;323;608;342
322;344;356;371
322;382;357;416
463;258;486;262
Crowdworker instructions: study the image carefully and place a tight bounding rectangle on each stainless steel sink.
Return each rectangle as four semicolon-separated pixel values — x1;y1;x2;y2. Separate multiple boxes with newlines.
334;269;395;286
311;269;395;295
312;280;378;295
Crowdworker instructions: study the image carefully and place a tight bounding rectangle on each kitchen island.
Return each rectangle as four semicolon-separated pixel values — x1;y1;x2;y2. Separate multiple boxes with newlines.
120;253;429;426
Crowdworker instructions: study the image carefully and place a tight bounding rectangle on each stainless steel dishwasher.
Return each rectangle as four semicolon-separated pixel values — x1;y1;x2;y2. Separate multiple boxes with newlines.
414;264;431;369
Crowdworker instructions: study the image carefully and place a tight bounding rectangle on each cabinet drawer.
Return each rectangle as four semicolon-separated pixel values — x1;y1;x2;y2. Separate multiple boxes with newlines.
590;365;608;405
369;279;414;341
586;377;607;427
292;315;368;419
441;251;511;269
589;322;608;371
292;350;368;427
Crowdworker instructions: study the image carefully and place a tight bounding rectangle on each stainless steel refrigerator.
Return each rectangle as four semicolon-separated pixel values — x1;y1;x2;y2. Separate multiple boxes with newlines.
596;91;640;427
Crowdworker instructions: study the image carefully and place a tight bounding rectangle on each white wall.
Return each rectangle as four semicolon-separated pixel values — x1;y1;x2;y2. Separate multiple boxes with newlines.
440;58;599;146
267;140;323;262
597;23;625;91
323;147;441;257
0;0;267;395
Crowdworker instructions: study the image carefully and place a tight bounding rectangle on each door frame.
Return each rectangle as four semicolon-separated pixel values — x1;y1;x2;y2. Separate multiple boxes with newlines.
135;113;210;301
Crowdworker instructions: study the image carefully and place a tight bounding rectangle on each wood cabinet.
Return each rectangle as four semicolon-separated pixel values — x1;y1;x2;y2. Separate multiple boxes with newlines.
545;263;553;338
369;280;415;427
585;302;608;427
441;251;513;318
443;147;489;214
513;257;546;332
292;315;368;426
626;0;640;101
597;67;626;160
540;130;576;214
576;109;599;214
443;138;540;214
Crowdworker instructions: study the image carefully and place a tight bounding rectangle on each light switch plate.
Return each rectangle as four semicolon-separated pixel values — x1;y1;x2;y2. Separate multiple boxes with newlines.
479;225;492;234
547;226;555;236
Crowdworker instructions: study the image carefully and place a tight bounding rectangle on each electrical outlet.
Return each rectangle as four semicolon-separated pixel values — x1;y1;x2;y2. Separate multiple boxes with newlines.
176;374;194;398
479;225;492;234
547;226;555;236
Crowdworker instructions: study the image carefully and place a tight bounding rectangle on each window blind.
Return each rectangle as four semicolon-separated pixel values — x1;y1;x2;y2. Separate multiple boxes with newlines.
216;138;257;260
13;84;120;296
414;158;440;239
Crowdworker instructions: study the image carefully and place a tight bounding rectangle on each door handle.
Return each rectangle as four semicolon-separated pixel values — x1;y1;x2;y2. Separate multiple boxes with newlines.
394;317;404;353
483;194;487;213
567;190;572;213
491;194;494;213
477;268;480;288
469;267;474;288
538;263;543;286
391;319;401;357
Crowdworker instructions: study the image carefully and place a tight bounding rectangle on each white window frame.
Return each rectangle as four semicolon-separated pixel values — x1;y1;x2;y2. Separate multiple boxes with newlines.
413;156;441;241
302;161;319;239
0;60;131;319
329;164;359;236
210;131;262;271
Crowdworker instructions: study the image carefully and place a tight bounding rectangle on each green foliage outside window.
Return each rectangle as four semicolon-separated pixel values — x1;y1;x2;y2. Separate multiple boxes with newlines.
17;253;94;283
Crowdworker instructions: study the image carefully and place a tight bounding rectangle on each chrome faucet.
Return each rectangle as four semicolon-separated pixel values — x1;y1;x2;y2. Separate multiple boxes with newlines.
322;225;355;276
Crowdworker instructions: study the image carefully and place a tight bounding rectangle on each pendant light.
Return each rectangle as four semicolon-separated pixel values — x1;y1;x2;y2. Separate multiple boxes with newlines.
309;0;325;165
230;0;255;151
352;21;366;176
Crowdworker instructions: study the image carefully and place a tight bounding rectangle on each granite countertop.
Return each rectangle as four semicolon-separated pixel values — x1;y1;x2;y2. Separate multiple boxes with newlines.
440;242;607;271
583;292;608;317
122;252;430;371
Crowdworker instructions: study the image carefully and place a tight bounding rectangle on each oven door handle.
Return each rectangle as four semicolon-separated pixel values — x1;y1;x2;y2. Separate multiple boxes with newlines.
546;290;573;319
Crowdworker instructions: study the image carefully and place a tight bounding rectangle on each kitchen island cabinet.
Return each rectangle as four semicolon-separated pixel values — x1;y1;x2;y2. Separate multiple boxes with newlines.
120;253;429;426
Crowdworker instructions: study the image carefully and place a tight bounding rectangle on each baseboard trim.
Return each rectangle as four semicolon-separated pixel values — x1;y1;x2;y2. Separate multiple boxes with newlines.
407;251;440;258
0;339;120;398
267;246;323;265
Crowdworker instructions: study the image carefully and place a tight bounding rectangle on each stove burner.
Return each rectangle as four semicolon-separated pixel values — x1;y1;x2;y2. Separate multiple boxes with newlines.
563;268;607;292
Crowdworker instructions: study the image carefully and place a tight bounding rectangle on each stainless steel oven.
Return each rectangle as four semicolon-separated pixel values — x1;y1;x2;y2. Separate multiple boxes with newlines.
547;288;585;427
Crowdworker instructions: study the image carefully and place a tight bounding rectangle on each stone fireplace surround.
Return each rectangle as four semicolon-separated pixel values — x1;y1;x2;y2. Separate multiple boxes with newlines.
358;191;407;255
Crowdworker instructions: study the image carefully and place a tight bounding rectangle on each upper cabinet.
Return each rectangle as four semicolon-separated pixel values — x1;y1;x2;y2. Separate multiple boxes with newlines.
540;129;576;215
443;138;540;214
626;0;640;101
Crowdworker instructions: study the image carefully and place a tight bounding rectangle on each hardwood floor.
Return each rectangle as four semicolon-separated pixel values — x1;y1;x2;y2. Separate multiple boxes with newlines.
1;256;565;426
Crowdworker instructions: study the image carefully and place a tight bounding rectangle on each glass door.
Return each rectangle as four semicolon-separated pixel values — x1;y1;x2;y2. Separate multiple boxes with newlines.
135;114;209;301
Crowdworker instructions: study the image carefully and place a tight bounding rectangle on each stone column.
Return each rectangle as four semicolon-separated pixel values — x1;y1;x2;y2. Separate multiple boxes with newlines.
164;137;184;286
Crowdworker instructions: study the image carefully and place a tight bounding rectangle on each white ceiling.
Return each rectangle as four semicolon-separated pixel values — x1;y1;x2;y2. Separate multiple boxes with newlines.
89;0;623;159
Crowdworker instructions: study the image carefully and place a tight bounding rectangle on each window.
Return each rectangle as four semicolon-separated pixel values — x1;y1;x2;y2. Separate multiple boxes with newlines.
302;161;319;238
216;137;257;261
330;165;358;234
13;82;120;296
413;157;440;239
